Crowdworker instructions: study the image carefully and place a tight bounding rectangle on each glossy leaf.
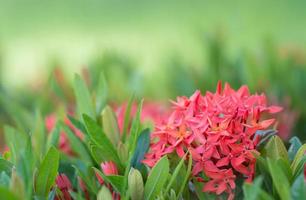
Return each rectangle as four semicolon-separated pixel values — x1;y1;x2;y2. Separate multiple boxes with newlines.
267;158;291;200
165;153;188;195
35;147;59;197
130;128;150;170
144;156;169;200
83;114;122;169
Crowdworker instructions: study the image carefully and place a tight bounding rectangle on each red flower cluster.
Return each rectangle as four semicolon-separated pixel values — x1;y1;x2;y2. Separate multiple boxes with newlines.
143;82;282;199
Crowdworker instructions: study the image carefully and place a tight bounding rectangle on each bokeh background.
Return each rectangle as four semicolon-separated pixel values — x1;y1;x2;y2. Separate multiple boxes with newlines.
1;0;306;144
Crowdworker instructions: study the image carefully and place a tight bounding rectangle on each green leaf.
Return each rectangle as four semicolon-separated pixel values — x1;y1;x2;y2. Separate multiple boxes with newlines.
83;114;123;170
264;135;289;162
93;168;125;194
35;147;60;197
291;174;306;199
291;155;306;182
73;74;95;119
165;153;188;195
0;187;20;200
267;158;291;200
46;122;60;149
0;159;13;176
73;166;98;194
291;144;306;173
144;156;169;200
128;168;144;200
97;186;113;200
130;128;150;170
67;115;88;136
4;126;27;164
122;94;135;142
243;176;263;200
101;105;120;146
95;72;108;114
288;137;302;162
32;111;47;158
177;154;192;198
60;123;92;163
128;99;143;154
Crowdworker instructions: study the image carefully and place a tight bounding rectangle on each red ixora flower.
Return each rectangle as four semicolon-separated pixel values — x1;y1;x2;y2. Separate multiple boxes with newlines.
55;174;72;200
143;81;282;199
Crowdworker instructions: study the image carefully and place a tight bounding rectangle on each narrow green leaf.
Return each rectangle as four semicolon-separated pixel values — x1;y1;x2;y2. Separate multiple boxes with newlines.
102;106;120;146
130;128;150;170
73;74;95;119
95;72;108;114
67;115;88;136
165;153;188;195
128;99;143;154
61;123;92;163
83;114;123;170
35;147;60;197
144;156;169;200
291;144;306;173
73;166;98;194
46;122;60;149
291;155;306;182
122;94;135;142
177;154;192;199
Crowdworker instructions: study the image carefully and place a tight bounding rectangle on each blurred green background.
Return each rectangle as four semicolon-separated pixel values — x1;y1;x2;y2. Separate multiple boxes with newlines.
0;0;306;141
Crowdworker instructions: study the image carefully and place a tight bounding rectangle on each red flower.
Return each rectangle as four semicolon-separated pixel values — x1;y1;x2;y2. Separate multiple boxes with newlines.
55;174;72;200
143;81;282;199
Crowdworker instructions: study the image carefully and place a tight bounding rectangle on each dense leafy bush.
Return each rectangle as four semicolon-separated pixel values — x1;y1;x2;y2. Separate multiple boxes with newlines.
0;73;305;200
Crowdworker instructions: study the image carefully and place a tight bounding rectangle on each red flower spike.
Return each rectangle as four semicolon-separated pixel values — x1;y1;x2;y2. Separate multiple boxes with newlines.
143;82;282;199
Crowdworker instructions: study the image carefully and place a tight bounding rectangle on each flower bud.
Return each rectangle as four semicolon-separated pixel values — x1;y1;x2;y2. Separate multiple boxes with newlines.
97;186;113;200
101;106;120;146
128;168;144;200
